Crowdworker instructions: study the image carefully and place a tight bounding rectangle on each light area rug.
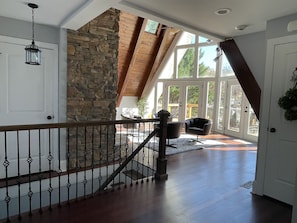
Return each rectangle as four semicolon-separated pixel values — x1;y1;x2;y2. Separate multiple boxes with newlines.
144;135;225;156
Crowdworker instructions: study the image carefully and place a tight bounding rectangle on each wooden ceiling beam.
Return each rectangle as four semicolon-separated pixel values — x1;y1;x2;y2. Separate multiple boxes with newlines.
117;17;144;106
220;39;261;119
141;28;181;98
136;26;167;97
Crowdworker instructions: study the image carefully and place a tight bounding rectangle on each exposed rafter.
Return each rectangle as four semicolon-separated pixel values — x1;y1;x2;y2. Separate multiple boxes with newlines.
117;16;144;106
141;28;181;98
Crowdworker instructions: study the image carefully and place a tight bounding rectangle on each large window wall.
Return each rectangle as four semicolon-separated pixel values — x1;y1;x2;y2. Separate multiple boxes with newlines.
147;31;259;141
149;31;218;122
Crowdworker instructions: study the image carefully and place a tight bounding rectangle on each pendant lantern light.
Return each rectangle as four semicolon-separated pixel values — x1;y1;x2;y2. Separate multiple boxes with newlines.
25;3;41;65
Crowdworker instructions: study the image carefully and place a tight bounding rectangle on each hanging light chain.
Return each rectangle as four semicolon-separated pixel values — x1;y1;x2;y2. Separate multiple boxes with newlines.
31;6;35;43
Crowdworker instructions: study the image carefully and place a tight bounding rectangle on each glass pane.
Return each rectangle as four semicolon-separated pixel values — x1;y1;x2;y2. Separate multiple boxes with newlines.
156;82;163;113
177;31;196;46
217;81;226;130
145;20;159;34
198;45;216;77
228;85;242;132
198;36;213;44
147;87;155;118
206;81;215;121
186;85;199;119
168;85;180;121
177;47;195;78
247;106;259;136
159;53;174;79
221;54;235;77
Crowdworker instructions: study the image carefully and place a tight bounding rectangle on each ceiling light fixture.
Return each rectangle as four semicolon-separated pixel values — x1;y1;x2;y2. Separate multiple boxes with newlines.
214;8;232;16
235;25;248;31
25;3;41;65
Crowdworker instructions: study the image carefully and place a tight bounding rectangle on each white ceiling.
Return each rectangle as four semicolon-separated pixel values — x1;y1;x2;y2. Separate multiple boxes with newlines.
1;0;297;39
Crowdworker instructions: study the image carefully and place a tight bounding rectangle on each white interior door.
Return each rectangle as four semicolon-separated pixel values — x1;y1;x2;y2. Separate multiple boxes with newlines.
263;40;297;205
0;36;58;178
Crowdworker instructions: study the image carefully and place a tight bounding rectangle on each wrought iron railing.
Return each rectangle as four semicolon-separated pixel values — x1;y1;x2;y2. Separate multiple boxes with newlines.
0;111;170;222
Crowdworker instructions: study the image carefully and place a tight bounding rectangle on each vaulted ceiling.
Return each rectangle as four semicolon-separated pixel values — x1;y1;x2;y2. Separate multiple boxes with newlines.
117;12;180;106
1;0;294;112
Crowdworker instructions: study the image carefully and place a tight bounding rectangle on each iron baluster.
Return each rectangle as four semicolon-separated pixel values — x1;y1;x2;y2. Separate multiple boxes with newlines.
27;130;33;216
17;130;22;219
3;131;10;222
106;125;109;190
83;126;87;198
48;128;53;211
98;125;102;190
58;127;61;207
91;126;95;196
66;128;71;204
112;126;116;192
124;124;128;188
38;129;42;213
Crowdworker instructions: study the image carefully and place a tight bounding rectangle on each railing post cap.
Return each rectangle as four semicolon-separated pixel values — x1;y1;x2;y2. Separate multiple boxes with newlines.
157;110;170;117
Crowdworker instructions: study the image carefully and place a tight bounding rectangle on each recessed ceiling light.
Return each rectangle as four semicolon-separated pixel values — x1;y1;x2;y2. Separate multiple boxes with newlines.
214;8;232;15
235;25;248;31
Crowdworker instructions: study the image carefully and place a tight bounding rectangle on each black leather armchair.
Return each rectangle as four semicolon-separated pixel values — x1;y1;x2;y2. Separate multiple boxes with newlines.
185;118;212;143
156;122;183;148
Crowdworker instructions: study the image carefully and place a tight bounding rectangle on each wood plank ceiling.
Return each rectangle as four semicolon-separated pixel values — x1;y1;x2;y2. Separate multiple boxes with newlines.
117;11;180;106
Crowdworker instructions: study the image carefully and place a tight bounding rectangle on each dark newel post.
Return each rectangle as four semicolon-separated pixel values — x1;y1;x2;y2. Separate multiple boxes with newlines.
155;109;170;180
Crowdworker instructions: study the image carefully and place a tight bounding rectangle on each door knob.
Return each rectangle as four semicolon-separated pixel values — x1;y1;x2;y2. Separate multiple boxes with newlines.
270;128;276;133
47;115;54;120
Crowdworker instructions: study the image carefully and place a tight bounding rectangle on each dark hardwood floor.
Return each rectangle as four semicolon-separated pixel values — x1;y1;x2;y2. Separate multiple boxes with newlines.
5;134;292;223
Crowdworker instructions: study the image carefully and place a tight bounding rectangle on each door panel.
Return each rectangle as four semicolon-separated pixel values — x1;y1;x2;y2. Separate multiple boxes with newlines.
0;37;58;178
263;41;297;205
225;80;243;138
185;85;200;119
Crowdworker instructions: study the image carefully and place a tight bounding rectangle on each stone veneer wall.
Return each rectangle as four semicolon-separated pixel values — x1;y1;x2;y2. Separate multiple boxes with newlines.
67;9;120;168
67;8;119;121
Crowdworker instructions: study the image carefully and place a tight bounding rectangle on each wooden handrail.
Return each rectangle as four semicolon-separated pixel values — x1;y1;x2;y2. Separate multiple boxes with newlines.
0;118;160;132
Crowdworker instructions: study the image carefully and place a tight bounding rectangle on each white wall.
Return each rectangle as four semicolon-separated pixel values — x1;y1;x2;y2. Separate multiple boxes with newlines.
116;96;139;120
233;13;297;92
234;32;266;90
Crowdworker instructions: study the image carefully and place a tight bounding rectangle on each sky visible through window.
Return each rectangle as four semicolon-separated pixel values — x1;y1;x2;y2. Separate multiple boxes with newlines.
178;32;217;70
145;19;159;34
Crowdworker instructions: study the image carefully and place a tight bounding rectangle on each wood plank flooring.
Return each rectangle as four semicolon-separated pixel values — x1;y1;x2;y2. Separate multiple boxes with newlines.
4;134;292;223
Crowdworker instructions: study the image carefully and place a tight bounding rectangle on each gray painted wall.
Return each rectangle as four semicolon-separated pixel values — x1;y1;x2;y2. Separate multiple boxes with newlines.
234;32;266;90
0;16;59;44
233;13;297;91
266;13;297;39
